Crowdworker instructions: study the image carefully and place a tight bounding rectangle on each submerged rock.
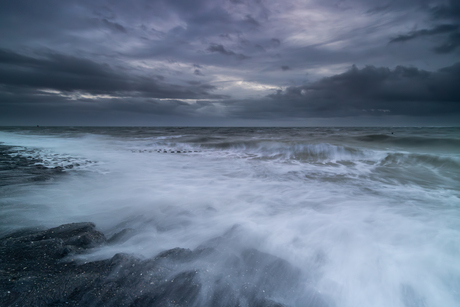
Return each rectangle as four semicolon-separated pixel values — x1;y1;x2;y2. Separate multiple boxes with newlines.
107;228;135;244
0;222;330;307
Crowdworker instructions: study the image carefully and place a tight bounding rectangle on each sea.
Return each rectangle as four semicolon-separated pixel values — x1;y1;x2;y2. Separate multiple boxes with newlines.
0;126;459;307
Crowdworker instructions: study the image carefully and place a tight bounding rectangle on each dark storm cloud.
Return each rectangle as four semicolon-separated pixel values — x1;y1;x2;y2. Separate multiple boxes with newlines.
431;0;460;20
0;49;113;78
226;63;460;118
244;15;260;27
101;18;127;33
269;38;281;48
207;44;250;60
0;0;459;125
0;86;203;116
0;49;225;100
0;93;224;126
194;69;204;76
389;24;459;43
389;0;460;53
434;32;460;53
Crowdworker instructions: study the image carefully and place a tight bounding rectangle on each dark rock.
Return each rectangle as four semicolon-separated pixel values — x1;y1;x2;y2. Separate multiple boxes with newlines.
156;247;193;261
0;223;107;276
64;231;106;248
107;228;135;244
1;222;106;249
44;222;98;239
0;222;330;307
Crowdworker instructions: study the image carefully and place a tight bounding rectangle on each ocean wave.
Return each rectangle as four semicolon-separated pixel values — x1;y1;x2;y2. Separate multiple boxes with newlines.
4;146;99;171
379;152;460;170
195;141;375;162
357;134;460;150
155;135;184;140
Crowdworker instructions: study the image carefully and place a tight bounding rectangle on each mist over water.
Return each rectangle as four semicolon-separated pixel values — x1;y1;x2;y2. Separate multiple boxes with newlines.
1;127;460;307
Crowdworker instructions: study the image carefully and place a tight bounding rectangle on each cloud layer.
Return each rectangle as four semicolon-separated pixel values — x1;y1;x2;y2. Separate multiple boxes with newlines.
0;0;459;125
389;0;460;53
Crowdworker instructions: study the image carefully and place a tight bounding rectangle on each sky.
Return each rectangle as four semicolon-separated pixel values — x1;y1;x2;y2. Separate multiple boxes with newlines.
0;0;459;126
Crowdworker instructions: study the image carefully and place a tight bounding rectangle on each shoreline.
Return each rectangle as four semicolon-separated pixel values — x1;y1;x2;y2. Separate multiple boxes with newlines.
0;222;324;307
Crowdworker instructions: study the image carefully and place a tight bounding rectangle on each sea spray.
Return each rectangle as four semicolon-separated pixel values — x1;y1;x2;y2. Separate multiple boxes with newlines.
1;127;459;307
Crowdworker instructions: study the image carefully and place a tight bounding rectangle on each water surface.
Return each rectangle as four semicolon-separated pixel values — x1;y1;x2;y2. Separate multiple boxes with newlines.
1;127;459;307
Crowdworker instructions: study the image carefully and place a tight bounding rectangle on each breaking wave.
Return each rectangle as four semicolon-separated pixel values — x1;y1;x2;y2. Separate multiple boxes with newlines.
1;127;460;307
2;145;99;171
154;141;376;163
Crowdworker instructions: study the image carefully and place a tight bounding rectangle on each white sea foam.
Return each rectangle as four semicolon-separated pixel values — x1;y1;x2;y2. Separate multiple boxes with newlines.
0;128;459;307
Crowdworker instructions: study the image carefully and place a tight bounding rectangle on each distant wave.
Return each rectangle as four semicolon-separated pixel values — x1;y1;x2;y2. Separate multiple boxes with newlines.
155;135;184;140
379;152;460;171
357;134;460;150
195;141;375;162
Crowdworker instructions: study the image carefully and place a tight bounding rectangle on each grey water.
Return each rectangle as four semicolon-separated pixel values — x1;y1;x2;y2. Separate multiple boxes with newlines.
1;127;459;307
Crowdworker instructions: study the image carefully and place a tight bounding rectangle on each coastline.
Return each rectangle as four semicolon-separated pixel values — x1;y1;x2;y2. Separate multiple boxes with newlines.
0;222;323;307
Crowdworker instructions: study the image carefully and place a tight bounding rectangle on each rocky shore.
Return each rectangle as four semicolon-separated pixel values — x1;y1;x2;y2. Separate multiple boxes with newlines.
0;222;329;307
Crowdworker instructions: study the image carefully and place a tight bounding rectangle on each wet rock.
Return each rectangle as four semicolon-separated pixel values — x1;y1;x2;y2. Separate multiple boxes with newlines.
156;247;193;261
0;222;328;307
0;145;67;186
107;228;135;244
0;223;107;306
6;222;107;248
0;223;107;275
